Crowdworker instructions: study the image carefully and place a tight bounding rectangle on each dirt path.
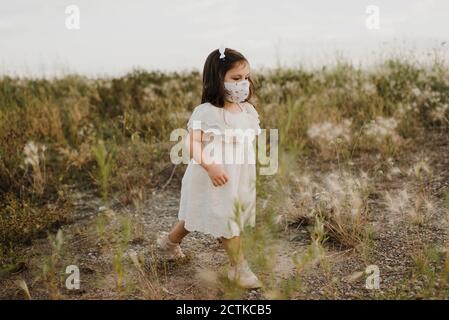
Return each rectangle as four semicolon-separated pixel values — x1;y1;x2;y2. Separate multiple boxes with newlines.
0;184;301;299
1;128;448;299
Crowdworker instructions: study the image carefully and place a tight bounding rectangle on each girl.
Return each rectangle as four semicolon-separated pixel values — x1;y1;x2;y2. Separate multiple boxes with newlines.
158;47;262;289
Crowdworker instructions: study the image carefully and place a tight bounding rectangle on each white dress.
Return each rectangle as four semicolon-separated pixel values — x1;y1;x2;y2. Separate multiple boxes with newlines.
178;101;261;239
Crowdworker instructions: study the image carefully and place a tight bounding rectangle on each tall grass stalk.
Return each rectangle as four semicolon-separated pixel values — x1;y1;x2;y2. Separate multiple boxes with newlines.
92;139;115;202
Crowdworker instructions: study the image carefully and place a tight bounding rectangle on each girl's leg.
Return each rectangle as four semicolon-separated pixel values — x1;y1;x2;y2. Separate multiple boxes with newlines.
222;235;261;288
221;236;244;266
168;220;189;243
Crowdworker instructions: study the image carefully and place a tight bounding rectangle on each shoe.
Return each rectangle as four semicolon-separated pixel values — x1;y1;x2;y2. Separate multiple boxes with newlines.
227;260;262;289
157;232;186;260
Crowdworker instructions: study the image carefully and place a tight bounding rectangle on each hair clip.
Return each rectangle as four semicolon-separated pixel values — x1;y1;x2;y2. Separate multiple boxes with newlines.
218;45;226;59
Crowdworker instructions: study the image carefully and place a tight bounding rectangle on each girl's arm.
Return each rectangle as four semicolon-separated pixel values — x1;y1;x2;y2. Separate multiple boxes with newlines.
186;129;229;187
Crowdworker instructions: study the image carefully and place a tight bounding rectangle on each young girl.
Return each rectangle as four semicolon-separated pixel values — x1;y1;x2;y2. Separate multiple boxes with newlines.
158;47;262;289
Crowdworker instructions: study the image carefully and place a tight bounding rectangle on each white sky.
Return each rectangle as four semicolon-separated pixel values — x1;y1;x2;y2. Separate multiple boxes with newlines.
1;0;448;77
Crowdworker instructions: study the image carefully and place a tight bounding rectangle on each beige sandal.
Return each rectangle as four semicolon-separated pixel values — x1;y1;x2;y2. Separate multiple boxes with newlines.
227;259;262;289
157;232;186;260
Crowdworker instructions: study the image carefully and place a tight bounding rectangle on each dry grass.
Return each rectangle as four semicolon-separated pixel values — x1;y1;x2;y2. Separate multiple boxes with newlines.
1;57;449;299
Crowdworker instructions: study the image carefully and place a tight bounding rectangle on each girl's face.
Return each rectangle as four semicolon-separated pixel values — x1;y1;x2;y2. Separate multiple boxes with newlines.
224;61;250;83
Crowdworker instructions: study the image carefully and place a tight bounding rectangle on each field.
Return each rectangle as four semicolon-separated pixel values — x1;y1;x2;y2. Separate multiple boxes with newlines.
1;57;449;299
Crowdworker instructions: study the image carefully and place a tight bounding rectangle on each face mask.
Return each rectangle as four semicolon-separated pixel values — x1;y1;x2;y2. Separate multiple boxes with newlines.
224;79;250;103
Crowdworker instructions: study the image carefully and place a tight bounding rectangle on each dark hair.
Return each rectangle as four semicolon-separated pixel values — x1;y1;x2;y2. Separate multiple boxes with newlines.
201;48;255;108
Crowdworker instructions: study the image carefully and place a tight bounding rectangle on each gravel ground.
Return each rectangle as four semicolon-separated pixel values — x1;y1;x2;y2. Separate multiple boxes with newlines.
0;128;447;299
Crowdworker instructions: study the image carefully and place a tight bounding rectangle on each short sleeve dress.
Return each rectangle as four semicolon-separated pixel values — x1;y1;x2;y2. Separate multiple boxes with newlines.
178;102;261;239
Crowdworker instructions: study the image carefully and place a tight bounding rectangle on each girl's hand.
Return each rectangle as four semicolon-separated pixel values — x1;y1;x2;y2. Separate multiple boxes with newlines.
205;164;229;187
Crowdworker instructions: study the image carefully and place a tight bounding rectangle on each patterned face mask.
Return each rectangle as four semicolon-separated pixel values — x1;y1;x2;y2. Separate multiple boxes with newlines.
224;79;250;103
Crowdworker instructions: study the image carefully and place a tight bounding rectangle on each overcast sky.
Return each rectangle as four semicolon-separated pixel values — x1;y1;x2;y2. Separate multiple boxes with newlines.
1;0;448;77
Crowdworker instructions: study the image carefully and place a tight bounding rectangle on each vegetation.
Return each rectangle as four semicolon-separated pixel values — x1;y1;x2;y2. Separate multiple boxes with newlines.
1;57;448;299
